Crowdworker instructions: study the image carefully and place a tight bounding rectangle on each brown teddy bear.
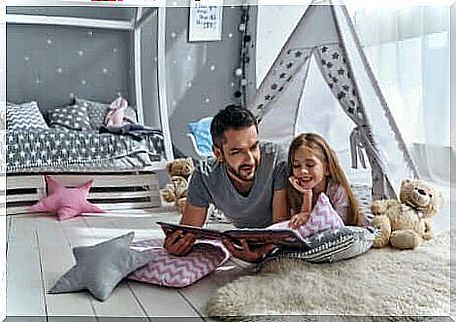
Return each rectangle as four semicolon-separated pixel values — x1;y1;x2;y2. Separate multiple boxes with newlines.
161;157;195;214
370;179;443;249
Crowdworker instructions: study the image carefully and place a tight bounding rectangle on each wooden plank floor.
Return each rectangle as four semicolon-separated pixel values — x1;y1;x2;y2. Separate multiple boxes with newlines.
6;208;252;321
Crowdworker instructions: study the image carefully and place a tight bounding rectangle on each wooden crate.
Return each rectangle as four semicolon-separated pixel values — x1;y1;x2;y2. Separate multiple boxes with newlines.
6;172;161;215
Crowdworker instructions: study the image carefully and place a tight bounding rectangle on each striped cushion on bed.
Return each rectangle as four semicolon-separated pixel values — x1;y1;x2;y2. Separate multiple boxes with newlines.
7;101;49;131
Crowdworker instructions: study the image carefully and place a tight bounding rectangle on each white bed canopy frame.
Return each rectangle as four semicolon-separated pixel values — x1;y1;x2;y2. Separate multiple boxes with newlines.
6;3;174;165
5;3;175;214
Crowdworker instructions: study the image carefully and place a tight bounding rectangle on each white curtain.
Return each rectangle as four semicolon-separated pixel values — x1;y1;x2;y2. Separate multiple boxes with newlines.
348;5;451;184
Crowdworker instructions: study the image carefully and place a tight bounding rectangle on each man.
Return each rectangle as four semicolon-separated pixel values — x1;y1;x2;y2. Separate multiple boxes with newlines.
163;105;288;262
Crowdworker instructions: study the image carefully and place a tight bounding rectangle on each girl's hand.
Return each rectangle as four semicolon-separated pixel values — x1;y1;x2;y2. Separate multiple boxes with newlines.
288;176;307;193
289;212;310;228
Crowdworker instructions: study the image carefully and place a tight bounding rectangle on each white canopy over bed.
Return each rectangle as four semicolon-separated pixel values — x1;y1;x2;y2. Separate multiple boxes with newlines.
5;3;176;213
6;3;174;164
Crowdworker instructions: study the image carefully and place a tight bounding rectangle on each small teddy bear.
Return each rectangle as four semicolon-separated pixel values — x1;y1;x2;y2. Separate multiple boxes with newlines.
370;179;443;250
161;157;195;214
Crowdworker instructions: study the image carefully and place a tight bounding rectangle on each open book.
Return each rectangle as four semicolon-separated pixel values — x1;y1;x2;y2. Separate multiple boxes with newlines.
157;221;312;250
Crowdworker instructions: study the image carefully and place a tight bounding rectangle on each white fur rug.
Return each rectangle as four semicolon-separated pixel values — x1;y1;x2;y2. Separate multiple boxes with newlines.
206;232;453;321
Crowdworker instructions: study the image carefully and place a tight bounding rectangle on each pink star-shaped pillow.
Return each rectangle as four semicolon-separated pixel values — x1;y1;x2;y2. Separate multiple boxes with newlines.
31;176;105;220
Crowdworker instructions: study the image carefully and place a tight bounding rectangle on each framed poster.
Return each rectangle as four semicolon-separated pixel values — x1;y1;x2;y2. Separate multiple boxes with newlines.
188;0;223;42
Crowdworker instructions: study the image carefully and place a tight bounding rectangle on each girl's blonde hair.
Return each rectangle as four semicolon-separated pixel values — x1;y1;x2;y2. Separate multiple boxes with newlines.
286;133;363;226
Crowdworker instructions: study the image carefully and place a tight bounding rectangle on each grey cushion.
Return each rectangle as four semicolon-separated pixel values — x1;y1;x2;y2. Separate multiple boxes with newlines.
47;104;92;131
75;98;110;130
75;97;137;130
49;232;154;301
262;226;378;265
6;101;49;131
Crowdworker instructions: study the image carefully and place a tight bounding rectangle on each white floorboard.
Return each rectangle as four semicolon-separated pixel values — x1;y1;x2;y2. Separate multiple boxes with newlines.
83;211;205;320
33;216;97;319
6;209;234;320
127;282;203;319
6;217;47;317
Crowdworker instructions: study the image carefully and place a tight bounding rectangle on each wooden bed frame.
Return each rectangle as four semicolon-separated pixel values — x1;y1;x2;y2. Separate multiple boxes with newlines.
6;170;163;215
5;6;175;216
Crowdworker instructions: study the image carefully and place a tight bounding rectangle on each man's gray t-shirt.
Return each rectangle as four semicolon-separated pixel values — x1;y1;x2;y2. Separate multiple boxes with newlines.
187;142;287;228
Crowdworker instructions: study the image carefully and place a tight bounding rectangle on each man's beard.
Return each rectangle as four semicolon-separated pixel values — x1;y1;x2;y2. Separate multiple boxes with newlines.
224;159;258;183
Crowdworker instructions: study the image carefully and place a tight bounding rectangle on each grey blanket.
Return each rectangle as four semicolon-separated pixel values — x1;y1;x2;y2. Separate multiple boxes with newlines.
6;129;165;172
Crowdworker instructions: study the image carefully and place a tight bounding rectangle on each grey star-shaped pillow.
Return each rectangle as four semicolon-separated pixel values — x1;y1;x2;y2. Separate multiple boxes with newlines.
49;232;154;301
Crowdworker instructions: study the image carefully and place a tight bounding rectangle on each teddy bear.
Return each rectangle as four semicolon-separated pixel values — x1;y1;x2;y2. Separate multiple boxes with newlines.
161;157;195;214
370;179;443;250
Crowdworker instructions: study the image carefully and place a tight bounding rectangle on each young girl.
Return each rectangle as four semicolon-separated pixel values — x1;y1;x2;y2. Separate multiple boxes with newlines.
286;132;366;228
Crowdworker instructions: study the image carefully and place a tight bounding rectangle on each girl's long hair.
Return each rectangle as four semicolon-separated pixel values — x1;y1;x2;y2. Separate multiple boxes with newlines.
286;133;362;226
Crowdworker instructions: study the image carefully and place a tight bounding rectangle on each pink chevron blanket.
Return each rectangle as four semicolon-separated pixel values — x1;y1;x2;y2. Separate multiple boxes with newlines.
268;192;345;237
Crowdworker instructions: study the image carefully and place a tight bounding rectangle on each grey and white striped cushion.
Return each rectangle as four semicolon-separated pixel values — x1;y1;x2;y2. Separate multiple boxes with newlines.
6;101;49;131
262;226;378;265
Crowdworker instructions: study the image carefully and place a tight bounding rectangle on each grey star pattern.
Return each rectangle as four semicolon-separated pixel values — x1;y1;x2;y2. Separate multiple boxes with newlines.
6;128;165;171
318;45;361;114
49;232;154;301
47;104;92;131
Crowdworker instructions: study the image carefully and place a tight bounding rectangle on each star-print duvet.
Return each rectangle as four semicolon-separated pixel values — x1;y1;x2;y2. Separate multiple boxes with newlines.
6;129;165;172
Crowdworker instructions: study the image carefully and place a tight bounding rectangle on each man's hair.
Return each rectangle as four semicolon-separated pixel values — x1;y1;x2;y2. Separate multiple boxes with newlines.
210;104;258;148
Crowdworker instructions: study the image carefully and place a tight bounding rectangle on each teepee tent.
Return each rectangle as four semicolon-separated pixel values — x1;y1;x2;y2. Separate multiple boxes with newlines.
248;3;419;200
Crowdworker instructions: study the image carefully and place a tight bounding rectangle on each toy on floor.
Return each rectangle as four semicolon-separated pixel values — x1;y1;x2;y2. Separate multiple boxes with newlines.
104;97;136;127
31;175;105;221
161;157;195;214
370;179;443;249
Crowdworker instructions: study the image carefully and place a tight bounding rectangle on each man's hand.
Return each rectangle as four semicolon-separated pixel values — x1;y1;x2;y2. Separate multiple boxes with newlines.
163;230;196;256
222;238;276;263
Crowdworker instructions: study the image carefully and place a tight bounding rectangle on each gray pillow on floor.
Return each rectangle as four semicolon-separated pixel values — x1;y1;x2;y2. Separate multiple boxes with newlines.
49;232;154;301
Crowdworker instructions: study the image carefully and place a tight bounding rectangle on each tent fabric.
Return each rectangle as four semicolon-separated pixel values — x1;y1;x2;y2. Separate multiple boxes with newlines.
249;4;419;200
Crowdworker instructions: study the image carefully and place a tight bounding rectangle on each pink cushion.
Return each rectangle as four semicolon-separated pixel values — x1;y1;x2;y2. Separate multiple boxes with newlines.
128;238;229;288
31;175;105;221
269;192;345;237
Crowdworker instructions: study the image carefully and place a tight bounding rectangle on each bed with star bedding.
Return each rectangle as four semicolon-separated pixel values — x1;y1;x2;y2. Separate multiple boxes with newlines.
6;100;166;173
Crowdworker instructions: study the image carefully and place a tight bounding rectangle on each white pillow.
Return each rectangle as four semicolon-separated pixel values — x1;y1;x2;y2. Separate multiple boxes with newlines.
7;101;49;131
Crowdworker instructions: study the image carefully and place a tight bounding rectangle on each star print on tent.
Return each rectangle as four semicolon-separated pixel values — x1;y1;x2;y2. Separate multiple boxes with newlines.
31;175;105;221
